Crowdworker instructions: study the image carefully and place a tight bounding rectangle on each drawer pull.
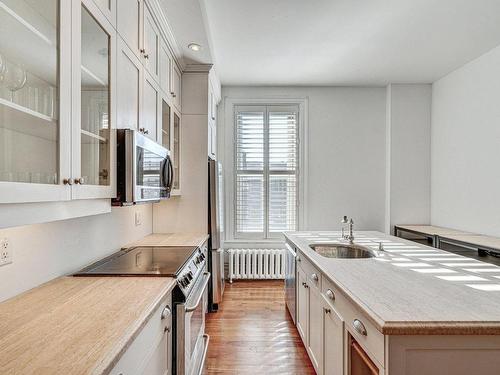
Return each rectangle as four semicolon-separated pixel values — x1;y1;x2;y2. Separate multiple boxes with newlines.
311;273;319;282
326;289;335;301
161;305;171;320
353;319;367;336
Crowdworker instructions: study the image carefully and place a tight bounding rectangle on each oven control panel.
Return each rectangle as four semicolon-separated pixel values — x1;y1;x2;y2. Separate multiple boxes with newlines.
177;245;207;295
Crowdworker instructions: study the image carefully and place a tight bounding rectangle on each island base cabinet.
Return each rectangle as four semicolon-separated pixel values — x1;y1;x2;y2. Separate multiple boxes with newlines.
387;335;500;375
323;297;343;375
308;284;323;373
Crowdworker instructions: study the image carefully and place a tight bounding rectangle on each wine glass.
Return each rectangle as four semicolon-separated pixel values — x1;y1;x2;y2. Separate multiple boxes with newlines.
3;61;27;102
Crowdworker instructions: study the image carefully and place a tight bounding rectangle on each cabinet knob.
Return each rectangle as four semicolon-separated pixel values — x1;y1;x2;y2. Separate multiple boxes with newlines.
297;256;301;262
324;307;331;314
311;273;319;282
326;289;335;301
144;54;149;59
63;178;73;185
74;177;84;185
353;319;367;336
140;48;146;54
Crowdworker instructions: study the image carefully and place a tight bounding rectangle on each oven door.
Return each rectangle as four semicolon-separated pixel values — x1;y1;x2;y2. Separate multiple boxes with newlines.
177;272;211;375
134;131;172;202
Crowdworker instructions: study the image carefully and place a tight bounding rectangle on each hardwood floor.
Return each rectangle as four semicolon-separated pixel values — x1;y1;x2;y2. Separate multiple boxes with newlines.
204;280;315;374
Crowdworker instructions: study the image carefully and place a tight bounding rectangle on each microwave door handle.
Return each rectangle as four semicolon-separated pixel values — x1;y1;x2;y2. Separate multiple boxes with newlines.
168;157;174;191
161;159;168;188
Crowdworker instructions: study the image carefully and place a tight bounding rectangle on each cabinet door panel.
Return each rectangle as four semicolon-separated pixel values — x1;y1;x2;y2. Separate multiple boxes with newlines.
72;0;116;199
117;0;141;56
117;38;141;131
296;266;309;344
172;111;180;191
171;64;181;109
0;0;71;203
323;299;344;375
142;73;159;141
143;4;159;79
159;42;172;95
308;284;323;373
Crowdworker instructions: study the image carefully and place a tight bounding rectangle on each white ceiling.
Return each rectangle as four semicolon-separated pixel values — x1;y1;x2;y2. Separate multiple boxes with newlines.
166;0;500;86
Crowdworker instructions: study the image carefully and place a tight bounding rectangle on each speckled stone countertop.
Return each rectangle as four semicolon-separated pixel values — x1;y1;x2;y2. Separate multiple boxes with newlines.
285;231;500;335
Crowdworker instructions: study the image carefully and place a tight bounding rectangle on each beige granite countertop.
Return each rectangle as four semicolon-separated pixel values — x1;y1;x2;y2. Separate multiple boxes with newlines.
0;276;176;375
124;232;209;248
285;231;500;335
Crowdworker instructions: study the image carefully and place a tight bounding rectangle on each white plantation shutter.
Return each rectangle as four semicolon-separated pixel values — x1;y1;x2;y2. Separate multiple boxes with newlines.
235;105;299;239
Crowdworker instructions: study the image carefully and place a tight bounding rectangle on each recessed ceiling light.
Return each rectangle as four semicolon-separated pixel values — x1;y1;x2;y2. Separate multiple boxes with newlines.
188;43;201;52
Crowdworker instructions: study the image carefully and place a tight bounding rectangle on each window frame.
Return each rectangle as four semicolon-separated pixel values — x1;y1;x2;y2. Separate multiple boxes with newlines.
233;104;300;240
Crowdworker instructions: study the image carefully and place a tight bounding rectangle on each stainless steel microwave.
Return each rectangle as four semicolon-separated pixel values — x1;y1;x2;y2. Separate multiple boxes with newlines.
113;129;173;205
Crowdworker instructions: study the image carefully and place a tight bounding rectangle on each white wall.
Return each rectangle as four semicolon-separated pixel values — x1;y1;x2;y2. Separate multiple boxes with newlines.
220;86;388;239
431;44;500;237
386;84;432;233
0;204;152;302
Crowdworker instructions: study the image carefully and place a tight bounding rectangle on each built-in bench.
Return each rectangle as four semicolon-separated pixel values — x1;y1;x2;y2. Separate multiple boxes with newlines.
395;225;500;266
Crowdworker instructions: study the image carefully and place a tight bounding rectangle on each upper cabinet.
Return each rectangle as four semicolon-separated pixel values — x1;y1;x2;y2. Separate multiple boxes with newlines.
73;0;116;199
142;3;160;81
92;0;116;26
0;0;68;203
171;63;182;110
208;79;220;159
117;0;142;57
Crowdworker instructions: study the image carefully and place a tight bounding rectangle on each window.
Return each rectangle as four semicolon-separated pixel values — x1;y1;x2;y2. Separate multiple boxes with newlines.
234;105;299;239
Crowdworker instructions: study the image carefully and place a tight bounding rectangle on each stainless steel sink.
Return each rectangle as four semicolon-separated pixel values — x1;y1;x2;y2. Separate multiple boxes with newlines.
309;243;377;258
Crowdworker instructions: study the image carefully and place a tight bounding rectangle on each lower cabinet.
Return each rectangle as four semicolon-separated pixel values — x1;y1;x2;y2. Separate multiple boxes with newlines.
323;295;343;375
308;283;323;372
110;293;172;375
296;265;309;343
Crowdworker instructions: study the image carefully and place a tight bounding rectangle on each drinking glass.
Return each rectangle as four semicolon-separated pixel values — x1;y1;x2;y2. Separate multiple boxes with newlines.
4;61;27;101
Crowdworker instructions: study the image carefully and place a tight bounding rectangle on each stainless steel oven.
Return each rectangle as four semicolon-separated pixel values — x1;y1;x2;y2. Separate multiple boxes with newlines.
176;271;211;375
113;129;173;205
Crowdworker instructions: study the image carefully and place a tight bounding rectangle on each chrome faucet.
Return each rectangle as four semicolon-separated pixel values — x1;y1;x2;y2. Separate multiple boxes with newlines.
341;216;354;243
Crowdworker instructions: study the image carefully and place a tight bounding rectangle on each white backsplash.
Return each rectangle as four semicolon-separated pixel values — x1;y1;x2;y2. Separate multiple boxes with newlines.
0;204;153;302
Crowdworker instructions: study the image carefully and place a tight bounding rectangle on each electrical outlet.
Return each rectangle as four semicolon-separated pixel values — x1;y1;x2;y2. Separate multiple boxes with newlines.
135;211;142;226
0;238;12;266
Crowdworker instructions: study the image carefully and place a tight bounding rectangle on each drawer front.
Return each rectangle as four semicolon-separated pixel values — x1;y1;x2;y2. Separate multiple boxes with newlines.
110;293;172;375
321;276;384;368
297;250;322;290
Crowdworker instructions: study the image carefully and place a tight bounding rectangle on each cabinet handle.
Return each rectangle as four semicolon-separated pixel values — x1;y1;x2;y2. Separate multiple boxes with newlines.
297;256;301;262
74;177;85;185
324;307;331;314
304;284;309;289
311;273;319;282
172;93;177;98
140;48;146;54
139;127;149;134
63;178;73;185
161;305;171;320
144;54;149;59
353;319;367;336
326;289;335;301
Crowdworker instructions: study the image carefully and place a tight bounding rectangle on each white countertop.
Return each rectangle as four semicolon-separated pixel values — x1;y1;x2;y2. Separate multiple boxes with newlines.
285;231;500;335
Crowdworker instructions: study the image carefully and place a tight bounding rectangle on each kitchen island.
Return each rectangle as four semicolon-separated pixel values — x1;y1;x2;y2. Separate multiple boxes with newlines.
286;231;500;375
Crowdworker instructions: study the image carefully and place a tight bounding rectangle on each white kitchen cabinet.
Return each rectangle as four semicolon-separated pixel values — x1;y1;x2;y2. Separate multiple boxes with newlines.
296;265;309;344
110;294;172;375
308;283;323;373
143;3;160;81
142;71;160;141
117;37;142;132
159;41;172;96
323;296;344;375
92;0;116;26
72;0;116;199
171;63;182;110
117;0;142;57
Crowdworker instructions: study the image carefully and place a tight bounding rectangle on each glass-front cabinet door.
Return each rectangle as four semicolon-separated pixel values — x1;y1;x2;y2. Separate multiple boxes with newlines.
72;0;116;199
172;110;180;192
0;0;72;203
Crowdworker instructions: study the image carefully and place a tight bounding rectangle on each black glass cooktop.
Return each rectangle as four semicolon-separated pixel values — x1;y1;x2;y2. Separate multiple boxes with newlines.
73;246;198;277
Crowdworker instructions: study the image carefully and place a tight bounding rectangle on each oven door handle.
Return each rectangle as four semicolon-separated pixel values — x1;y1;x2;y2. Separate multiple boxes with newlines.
185;272;211;312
